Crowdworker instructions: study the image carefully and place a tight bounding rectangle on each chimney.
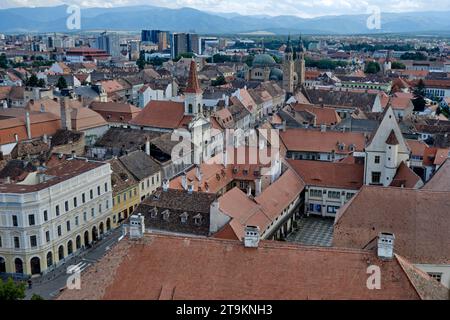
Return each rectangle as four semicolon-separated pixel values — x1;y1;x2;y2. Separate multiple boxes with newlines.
129;213;145;239
2;100;7;109
187;183;194;194
162;179;169;192
145;138;150;156
25;111;32;140
5;176;11;184
244;226;260;248
181;173;187;190
40;103;45;113
60;97;72;131
195;166;202;182
255;178;262;196
42;134;48;144
377;232;395;260
247;185;252;197
320;124;327;132
33;87;40;100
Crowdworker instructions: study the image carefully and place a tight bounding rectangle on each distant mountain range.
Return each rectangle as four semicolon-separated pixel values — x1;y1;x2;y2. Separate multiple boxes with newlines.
0;5;449;35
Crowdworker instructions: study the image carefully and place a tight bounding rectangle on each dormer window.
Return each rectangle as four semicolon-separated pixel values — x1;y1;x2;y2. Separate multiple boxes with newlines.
349;144;356;152
150;207;158;219
338;143;345;151
162;209;170;221
243;170;248;176
180;212;188;224
193;214;203;226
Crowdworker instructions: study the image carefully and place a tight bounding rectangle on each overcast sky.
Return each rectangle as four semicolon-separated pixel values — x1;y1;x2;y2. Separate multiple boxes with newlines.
1;0;450;18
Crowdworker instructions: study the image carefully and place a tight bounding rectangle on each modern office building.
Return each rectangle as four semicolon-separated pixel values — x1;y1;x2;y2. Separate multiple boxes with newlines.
96;32;121;58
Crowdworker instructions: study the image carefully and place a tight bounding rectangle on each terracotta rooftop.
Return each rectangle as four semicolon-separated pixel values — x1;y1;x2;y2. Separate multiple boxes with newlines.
215;168;305;240
287;159;364;190
334;186;450;265
129;100;191;129
291;103;341;126
386;130;399;145
280;128;366;154
0;157;105;194
390;161;423;188
57;234;448;300
423;159;450;191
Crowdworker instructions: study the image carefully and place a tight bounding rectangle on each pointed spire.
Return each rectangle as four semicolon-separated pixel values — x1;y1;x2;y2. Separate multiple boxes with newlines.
285;34;293;53
185;59;202;94
298;34;305;53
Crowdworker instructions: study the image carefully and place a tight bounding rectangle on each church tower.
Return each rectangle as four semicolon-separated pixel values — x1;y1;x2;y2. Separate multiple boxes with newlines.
184;59;203;116
282;36;295;95
295;35;306;87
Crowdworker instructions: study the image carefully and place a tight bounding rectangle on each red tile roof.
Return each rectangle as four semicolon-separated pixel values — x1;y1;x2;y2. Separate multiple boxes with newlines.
390;161;422;188
57;234;448;300
288;159;364;190
423;159;450;191
291;103;341;126
129;100;191;129
334;186;450;264
280;128;366;154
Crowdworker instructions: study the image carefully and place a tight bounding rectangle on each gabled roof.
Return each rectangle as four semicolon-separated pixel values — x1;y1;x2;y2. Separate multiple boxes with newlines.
129;100;191;129
119;150;160;181
279;128;366;154
390;162;423;189
334;186;450;264
56;234;448;300
423;159;450;191
288;159;364;190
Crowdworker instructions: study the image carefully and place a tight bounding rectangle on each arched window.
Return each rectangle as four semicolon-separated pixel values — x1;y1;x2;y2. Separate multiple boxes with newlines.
76;235;81;250
84;231;89;247
106;218;111;231
99;222;104;236
58;245;64;261
67;240;73;255
46;252;53;268
30;257;41;275
15;258;23;274
92;226;98;242
0;257;6;273
188;104;193;114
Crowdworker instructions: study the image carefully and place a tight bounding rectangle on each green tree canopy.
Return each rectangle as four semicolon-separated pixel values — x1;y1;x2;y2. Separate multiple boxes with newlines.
364;61;381;74
0;53;8;69
391;61;406;70
412;79;427;112
25;74;39;87
211;75;226;87
0;277;26;300
56;76;68;90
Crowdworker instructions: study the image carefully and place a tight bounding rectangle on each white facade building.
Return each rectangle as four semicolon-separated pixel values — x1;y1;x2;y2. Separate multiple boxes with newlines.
0;158;114;276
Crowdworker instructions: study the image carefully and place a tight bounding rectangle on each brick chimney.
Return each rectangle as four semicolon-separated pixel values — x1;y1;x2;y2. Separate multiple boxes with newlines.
60;97;72;131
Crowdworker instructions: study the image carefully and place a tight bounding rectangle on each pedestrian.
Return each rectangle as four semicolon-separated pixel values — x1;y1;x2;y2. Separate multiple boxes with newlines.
27;279;32;289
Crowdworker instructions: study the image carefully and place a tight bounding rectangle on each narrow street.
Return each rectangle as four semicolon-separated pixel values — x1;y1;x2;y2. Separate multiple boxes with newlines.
24;227;124;300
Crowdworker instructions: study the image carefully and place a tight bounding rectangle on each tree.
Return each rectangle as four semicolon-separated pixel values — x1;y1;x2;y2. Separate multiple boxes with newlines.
0;53;8;69
211;75;226;87
31;293;44;300
391;61;406;70
0;277;26;300
364;61;381;74
37;79;46;88
412;79;427;112
173;52;195;62
56;76;68;90
25;74;39;87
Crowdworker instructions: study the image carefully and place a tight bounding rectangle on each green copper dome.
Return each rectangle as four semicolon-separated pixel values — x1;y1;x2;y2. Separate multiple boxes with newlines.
269;68;283;81
253;54;277;67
